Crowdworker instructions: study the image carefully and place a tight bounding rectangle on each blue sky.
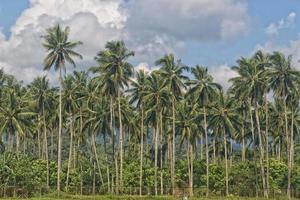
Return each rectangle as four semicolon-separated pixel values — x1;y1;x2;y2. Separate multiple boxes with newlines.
0;0;299;85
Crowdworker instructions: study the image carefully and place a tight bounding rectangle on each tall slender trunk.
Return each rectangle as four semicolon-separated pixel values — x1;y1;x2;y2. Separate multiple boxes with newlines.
155;115;159;196
249;103;258;198
112;103;119;194
104;132;110;193
284;92;291;199
118;90;123;191
255;102;267;198
171;99;175;195
50;131;54;160
288;112;293;199
139;106;144;196
213;136;216;164
57;68;62;192
92;133;104;186
241;123;245;161
188;130;194;197
66;114;74;188
187;140;190;195
204;106;209;197
224;129;229;196
265;95;269;195
43;103;49;187
37;120;41;157
160;111;163;195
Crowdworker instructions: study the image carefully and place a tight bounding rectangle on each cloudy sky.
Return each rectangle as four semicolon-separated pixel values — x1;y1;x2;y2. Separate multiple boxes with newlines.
0;0;300;87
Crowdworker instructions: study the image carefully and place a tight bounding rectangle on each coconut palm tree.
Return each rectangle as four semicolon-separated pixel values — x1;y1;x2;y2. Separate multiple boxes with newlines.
209;91;240;196
127;70;148;195
230;56;268;197
187;65;221;196
177;100;200;197
0;84;35;152
268;52;300;198
42;24;82;191
144;72;169;195
93;40;134;190
155;54;189;194
29;76;55;186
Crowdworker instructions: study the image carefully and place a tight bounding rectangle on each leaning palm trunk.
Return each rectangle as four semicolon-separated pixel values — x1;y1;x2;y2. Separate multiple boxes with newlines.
91;132;104;186
57;68;63;192
255;103;267;198
171;99;175;195
66;114;74;188
223;129;229;196
139;107;144;196
204;106;209;197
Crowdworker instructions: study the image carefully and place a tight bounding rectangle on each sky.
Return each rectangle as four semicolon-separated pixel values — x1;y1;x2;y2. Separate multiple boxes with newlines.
0;0;300;88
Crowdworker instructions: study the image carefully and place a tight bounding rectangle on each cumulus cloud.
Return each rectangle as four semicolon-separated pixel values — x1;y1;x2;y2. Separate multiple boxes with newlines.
209;65;237;90
265;12;296;36
0;0;249;83
254;37;300;69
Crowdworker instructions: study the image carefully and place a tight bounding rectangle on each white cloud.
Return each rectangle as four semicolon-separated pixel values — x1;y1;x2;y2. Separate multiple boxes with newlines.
0;0;249;83
265;12;296;36
209;64;237;90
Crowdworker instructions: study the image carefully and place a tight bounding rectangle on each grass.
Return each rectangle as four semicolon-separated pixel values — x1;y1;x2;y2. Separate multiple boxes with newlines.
0;193;295;200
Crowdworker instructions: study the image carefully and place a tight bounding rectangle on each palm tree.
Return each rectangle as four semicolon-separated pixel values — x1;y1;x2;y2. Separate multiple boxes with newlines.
187;66;221;196
93;40;134;190
0;84;35;152
155;54;189;194
209;92;240;196
177;100;200;197
144;72;169;195
230;56;268;197
42;24;82;191
29;76;55;186
127;70;148;195
268;52;300;198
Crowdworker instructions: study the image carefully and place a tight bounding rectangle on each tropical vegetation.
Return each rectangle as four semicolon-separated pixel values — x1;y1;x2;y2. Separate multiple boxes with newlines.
1;24;300;199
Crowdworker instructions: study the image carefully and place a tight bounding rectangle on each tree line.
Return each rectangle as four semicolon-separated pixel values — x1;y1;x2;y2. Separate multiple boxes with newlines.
0;24;300;198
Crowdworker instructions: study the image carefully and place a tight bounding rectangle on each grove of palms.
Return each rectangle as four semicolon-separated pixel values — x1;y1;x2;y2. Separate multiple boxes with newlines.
1;24;300;199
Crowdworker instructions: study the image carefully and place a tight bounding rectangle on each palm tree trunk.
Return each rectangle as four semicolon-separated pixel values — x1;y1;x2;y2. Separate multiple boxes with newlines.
118;90;124;191
242;124;245;161
160;111;163;195
139;107;144;196
265;95;269;195
255;103;267;198
213;136;216;164
37;120;41;157
284;94;291;199
155;117;159;196
204;106;209;197
43;102;49;187
288;112;294;199
171;99;175;195
57;68;63;192
223;129;229;196
187;140;191;195
92;133;104;186
66;114;74;188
